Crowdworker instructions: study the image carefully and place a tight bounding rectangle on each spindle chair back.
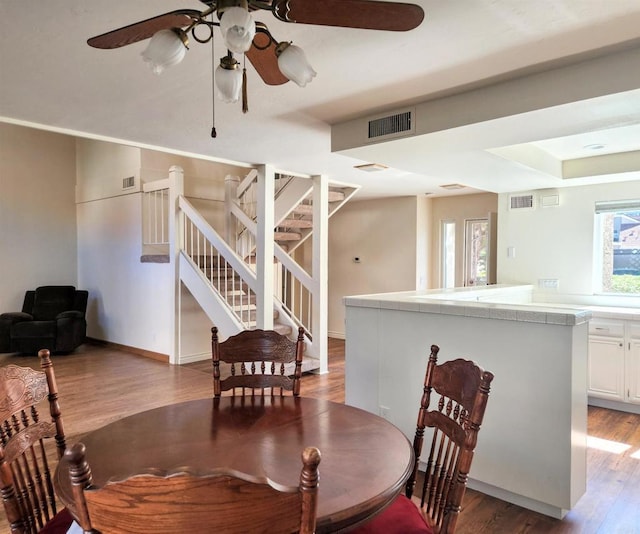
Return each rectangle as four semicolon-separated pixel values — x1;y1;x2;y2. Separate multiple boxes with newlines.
211;326;305;397
0;350;71;534
65;442;321;533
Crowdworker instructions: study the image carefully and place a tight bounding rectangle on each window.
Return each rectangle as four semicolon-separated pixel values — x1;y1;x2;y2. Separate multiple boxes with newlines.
595;200;640;294
441;220;455;288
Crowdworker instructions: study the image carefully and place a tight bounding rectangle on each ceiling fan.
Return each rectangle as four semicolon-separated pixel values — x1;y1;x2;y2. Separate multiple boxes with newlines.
87;0;424;133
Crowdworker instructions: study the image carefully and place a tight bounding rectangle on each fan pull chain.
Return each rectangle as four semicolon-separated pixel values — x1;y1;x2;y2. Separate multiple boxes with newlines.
242;55;248;114
210;14;217;138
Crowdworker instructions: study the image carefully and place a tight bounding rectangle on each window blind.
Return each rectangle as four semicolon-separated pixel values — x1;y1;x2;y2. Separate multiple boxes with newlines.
595;200;640;213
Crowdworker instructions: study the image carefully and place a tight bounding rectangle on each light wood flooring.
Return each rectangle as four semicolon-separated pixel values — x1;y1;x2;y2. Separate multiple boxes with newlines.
1;340;639;533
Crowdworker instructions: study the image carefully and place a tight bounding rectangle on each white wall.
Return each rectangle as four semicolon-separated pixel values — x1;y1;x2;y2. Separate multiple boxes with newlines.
497;181;640;303
328;196;422;337
76;193;173;352
0;123;77;311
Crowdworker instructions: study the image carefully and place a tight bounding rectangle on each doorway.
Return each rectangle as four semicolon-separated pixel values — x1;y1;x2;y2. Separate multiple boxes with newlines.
464;218;489;286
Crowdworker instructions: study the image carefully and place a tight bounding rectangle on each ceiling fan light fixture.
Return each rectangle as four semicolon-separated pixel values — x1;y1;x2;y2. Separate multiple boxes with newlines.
275;42;316;87
215;55;243;103
141;29;189;75
219;6;256;54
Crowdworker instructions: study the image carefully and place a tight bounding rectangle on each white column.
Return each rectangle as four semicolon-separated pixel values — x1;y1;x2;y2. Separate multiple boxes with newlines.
312;174;329;374
168;165;184;365
256;164;275;329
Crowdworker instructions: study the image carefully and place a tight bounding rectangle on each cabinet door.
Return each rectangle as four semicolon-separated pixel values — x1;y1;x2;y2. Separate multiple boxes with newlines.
588;336;625;401
627;332;640;405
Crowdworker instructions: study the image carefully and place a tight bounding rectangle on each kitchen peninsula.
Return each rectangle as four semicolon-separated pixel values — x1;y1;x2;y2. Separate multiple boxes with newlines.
344;285;591;519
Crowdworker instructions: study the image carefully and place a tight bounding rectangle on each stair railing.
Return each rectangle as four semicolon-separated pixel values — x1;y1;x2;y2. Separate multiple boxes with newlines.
179;195;257;326
274;244;314;340
142;178;170;253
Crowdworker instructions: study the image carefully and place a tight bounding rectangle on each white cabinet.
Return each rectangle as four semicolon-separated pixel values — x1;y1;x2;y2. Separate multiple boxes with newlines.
588;319;625;401
626;323;640;404
588;318;640;408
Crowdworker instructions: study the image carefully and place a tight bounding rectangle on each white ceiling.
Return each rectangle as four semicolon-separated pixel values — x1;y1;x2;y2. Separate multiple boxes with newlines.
1;0;640;200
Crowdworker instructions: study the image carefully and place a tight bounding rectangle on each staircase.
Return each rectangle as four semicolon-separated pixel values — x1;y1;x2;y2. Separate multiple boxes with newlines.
144;165;360;369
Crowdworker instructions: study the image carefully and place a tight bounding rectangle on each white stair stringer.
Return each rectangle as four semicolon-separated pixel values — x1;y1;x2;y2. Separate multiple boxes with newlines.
179;252;243;339
275;180;360;254
275;176;313;225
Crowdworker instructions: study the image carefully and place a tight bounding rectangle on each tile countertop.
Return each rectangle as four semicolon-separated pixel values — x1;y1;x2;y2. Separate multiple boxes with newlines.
344;285;640;324
344;286;592;326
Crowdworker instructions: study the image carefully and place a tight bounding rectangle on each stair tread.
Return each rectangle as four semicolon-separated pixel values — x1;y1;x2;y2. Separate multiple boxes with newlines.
278;218;313;229
275;231;302;241
292;204;313;215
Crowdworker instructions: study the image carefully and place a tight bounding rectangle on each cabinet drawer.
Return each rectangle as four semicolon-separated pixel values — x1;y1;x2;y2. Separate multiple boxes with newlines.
589;320;625;337
627;323;640;339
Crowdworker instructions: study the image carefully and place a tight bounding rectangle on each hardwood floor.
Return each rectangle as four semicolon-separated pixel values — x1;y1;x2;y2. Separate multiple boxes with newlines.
1;339;639;533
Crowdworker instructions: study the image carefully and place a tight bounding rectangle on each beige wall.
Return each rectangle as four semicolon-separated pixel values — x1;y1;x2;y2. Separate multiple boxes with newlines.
76;139;141;202
328;196;424;337
429;192;498;288
0;123;77;310
143;148;251;236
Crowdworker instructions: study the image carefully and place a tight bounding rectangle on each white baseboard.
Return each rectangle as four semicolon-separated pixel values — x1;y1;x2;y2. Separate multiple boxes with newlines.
178;351;210;364
466;478;568;519
588;397;640;414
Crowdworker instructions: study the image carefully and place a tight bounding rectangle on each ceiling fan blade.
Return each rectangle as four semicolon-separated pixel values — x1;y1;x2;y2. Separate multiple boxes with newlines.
245;31;289;86
87;10;202;49
273;0;424;31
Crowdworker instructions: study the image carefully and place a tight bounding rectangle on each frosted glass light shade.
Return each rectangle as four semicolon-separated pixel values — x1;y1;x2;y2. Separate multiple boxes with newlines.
141;29;188;74
276;43;316;87
219;7;256;54
215;63;243;103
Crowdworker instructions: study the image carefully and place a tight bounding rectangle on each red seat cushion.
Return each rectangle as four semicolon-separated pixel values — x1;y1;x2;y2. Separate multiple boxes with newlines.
39;508;75;534
350;495;434;534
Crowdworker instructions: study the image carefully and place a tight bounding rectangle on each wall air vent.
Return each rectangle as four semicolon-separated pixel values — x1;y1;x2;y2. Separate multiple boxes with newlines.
122;176;135;189
368;110;413;140
540;190;560;208
509;194;535;210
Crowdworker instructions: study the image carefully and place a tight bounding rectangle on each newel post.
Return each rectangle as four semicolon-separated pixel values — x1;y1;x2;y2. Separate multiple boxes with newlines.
169;165;184;365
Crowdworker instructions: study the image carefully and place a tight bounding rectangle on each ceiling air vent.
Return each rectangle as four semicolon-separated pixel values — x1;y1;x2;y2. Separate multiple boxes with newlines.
122;176;135;189
368;110;413;140
509;194;534;210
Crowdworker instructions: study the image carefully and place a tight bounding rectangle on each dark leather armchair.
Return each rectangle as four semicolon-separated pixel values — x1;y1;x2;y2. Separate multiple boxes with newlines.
0;286;88;354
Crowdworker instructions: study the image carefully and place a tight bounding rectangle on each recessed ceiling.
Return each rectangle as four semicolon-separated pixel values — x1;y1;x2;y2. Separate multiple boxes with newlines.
1;1;640;200
531;124;640;160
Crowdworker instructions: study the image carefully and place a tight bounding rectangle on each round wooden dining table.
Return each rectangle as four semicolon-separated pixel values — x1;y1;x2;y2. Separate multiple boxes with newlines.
54;396;414;533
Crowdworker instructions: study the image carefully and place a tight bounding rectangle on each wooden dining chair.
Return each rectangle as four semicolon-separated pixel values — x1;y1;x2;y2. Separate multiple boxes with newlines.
351;344;494;534
0;350;74;534
65;441;321;533
211;326;306;397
